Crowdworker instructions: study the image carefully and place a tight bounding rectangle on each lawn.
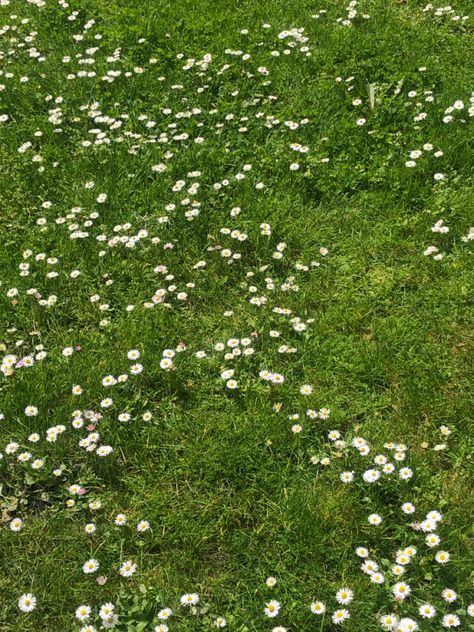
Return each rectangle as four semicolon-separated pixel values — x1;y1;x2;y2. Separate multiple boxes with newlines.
0;0;473;630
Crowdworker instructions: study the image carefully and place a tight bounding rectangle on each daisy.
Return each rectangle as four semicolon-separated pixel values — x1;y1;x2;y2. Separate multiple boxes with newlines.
393;582;411;600
391;565;406;576
435;550;450;564
10;517;24;532
102;613;119;628
114;513;127;526
336;588;353;605
442;614;460;628
361;559;378;574
96;445;113;457
76;604;92;621
340;471;354;483
310;601;325;614
418;604;436;619
379;614;398;630
18;593;37;613
160;358;174;369
395;552;410;565
370;572;385;584
420;518;437;532
137;520;151;532
332;609;350;624
99;603;115;620
368;513;382;525
399;467;413;480
158;608;172;620
83;559;99;574
442;588;457;603
119;560;137;577
264;600;281;618
180;593;199;606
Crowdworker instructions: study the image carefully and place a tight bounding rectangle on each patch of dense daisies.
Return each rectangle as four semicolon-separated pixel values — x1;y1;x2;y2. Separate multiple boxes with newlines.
7;389;468;632
1;1;472;631
0;347;151;480
17;568;474;630
424;217;474;261
422;3;470;22
310;430;474;631
260;574;474;630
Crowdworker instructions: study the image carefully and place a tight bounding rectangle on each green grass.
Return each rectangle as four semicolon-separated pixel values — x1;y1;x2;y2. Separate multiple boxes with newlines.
0;0;473;630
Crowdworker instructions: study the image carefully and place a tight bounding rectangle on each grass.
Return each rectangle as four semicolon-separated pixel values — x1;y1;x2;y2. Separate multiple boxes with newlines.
0;0;473;630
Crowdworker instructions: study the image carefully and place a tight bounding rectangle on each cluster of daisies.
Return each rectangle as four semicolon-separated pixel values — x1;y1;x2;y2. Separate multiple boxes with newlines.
335;0;371;27
424;213;473;261
422;3;470;22
404;144;444;169
356;509;474;630
20;591;229;631
0;339;48;376
262;580;355;627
